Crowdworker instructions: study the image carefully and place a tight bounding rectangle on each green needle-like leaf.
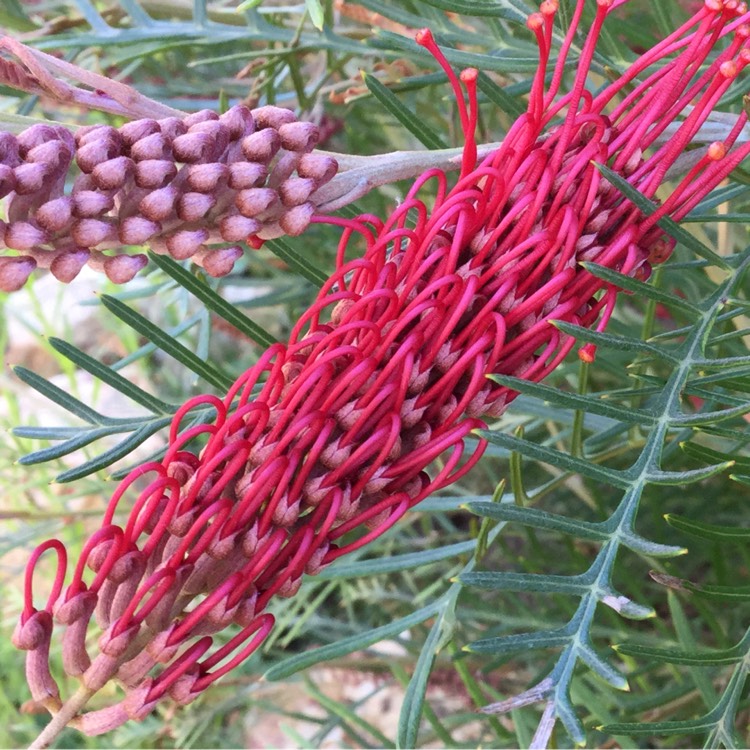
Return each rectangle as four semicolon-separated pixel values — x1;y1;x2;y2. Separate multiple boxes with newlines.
12;366;106;425
54;418;172;482
595;164;730;268
363;72;449;150
148;253;278;348
316;540;476;579
581;262;701;315
264;238;329;286
460;570;596;596
465;502;611;542
264;601;442;681
467;627;574;655
477;430;632;487
100;294;234;391
48;337;173;414
488;374;654;424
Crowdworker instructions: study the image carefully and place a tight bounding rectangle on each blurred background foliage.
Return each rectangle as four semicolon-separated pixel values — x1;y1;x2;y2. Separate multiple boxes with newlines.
1;0;750;747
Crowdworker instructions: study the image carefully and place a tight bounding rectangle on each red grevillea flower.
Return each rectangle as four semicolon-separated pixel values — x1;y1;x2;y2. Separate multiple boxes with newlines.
14;0;750;742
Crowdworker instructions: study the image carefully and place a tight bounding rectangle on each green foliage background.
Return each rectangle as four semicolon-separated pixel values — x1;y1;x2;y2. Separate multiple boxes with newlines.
1;0;750;747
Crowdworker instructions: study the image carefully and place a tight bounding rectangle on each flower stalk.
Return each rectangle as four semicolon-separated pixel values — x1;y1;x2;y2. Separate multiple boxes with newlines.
14;0;750;745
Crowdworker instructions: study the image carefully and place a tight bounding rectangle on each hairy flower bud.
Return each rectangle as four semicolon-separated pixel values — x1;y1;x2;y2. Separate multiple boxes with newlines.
0;255;36;291
165;229;209;260
36;197;73;233
49;248;89;282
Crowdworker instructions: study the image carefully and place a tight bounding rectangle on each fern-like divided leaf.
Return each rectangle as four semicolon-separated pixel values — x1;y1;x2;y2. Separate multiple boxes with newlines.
455;246;750;745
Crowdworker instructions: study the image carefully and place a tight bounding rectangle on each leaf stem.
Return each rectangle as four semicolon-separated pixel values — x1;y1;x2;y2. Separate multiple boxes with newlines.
29;685;95;750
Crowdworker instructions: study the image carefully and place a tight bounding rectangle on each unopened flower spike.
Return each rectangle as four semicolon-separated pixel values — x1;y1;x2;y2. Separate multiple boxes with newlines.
15;1;750;745
0;106;344;290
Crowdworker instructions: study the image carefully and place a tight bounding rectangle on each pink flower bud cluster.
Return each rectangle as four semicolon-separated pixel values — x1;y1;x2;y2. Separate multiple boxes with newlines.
0;105;338;291
14;0;750;739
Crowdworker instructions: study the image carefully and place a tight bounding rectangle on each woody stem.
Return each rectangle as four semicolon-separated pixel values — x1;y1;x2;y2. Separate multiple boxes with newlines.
28;685;96;750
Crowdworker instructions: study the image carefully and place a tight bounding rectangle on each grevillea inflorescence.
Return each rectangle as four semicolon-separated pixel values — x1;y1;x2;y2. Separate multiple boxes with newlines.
14;0;750;744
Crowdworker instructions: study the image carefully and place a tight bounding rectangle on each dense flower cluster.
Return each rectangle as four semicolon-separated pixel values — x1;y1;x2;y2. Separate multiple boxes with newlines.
0;105;338;290
14;0;750;743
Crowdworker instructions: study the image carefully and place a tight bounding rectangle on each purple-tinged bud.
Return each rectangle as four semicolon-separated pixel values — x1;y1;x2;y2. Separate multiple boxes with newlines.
0;131;20;166
623;147;643;176
117;649;157;688
103;253;148;284
187;162;228;192
139;185;178;222
57;591;97;676
305;545;329;576
232;593;259;627
279;202;315;236
0;164;16;198
123;682;160;722
279;177;316;207
16;124;62;155
219;213;260;242
227;162;267;190
72;219;117;247
166;229;209;260
267;151;300;189
120;119;160;146
13;163;51;194
5;221;48;250
188;121;230;158
575;233;598;253
648;237;675;264
72;172;96;193
584;209;612;234
277;575;302;598
72;703;131;737
130;132;171;162
241;129;280;163
26;139;72;169
297;153;338;184
172;132;217;163
158;117;188;140
252;105;297;130
167;459;196;486
120;216;161;245
200;245;243;277
12;610;50;651
12;611;61;711
219;105;254;138
177;192;216;222
92;155;134;190
76;125;122;148
255;221;284;240
86;538;115;574
77;138;122;174
144;565;192;632
183;109;219;128
36;197;73;232
73;190;115;218
0;255;36;291
107;551;148;623
278;121;319;153
83;651;122;693
235;187;278;217
134;159;177;189
50;248;90;282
